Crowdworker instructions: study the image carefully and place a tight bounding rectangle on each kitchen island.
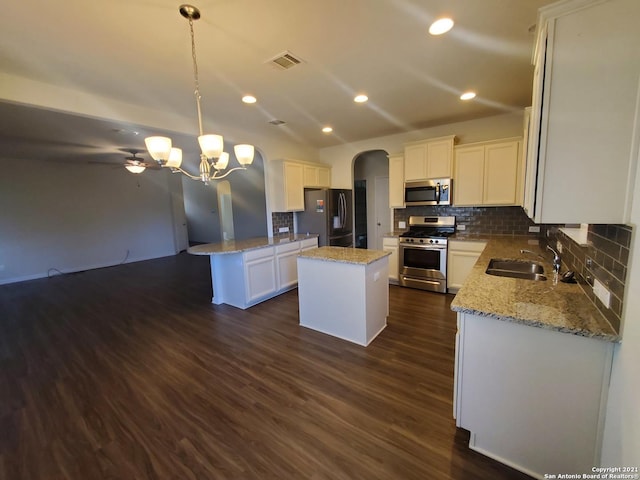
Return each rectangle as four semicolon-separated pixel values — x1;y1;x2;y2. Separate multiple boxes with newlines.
450;237;619;479
297;247;390;346
188;235;318;309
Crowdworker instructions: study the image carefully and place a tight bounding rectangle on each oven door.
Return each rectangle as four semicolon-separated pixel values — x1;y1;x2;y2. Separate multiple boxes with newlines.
399;244;448;292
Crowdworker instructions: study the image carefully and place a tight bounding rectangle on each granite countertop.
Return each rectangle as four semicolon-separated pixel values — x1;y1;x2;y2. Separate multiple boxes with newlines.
450;237;620;343
298;246;391;265
188;234;318;255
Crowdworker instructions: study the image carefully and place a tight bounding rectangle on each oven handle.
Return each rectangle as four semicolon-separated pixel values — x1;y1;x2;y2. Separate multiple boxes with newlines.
399;244;447;251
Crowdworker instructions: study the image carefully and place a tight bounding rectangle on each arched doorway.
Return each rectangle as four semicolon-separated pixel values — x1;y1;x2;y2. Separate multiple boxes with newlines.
353;150;390;250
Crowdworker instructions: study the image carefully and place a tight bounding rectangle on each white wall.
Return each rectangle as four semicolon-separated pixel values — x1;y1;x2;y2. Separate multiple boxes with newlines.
0;157;179;284
320;111;525;188
601;145;640;464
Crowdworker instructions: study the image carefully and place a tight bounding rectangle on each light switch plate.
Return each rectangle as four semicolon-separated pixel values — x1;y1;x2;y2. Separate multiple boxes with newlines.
278;227;289;233
457;224;466;231
528;226;541;233
593;278;611;309
398;221;406;229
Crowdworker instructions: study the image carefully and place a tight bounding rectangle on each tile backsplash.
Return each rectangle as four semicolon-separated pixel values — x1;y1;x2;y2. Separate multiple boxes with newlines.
272;212;294;236
547;224;632;333
394;206;537;236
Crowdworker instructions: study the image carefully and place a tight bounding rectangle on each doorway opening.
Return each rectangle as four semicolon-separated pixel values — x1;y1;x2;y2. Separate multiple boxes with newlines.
353;150;390;250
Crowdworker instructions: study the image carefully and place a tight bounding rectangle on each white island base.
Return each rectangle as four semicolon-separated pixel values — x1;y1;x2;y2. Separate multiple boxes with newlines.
297;247;390;346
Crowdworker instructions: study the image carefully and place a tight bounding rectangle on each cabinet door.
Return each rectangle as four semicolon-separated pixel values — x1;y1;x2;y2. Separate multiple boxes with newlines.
276;249;300;291
447;250;482;292
427;138;453;178
284;162;304;211
317;167;331;187
454;146;484;206
245;256;277;303
484;141;520;205
404;144;427;181
388;154;405;208
531;0;640;223
303;165;318;187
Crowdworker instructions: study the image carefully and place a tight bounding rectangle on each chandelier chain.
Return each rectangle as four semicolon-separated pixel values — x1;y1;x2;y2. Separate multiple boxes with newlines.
188;17;205;137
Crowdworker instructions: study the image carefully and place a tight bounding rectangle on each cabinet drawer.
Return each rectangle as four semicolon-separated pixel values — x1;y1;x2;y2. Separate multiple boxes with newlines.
243;246;275;262
275;242;300;255
448;240;487;253
300;238;318;250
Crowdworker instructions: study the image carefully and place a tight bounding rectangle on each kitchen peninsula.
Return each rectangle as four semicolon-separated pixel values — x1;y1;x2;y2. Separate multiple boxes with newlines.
297;247;390;346
450;237;619;478
188;235;318;309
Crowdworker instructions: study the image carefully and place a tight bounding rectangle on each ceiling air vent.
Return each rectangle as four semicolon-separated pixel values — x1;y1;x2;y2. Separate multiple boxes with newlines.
268;119;286;126
268;51;303;70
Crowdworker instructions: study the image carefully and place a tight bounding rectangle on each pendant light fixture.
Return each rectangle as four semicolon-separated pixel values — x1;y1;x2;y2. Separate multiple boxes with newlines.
141;4;255;184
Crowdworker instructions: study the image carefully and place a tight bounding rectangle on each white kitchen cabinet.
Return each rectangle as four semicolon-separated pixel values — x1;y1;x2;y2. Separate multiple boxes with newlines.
525;0;640;223
447;240;486;293
270;160;305;212
275;242;301;291
453;139;521;207
388;153;405;208
203;237;318;310
404;135;455;182
455;312;614;478
303;164;331;188
244;247;277;303
382;236;399;283
300;237;319;251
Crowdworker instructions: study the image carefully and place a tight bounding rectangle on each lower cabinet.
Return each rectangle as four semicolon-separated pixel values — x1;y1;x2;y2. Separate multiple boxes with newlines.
209;237;318;309
244;248;278;303
382;237;399;283
455;312;613;478
447;240;487;293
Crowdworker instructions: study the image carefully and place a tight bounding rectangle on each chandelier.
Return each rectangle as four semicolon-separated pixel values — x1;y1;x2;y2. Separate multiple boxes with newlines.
141;4;254;184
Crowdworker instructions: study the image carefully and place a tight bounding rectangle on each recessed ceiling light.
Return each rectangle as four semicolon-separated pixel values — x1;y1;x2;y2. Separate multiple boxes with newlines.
322;126;333;134
242;95;257;104
429;18;454;36
460;91;477;101
354;94;368;103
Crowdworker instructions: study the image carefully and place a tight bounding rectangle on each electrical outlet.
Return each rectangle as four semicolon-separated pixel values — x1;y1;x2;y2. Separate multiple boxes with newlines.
528;225;541;233
593;278;611;309
398;221;406;229
556;240;563;253
278;227;289;233
457;224;466;231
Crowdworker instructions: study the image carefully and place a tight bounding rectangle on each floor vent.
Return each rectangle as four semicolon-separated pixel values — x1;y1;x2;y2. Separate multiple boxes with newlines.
268;51;303;70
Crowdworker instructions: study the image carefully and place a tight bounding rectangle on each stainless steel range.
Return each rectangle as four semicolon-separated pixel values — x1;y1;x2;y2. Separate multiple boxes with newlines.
398;216;456;293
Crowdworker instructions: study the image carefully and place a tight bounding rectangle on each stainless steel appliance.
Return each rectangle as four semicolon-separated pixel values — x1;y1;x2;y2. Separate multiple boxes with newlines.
399;216;456;293
404;178;452;206
296;189;353;247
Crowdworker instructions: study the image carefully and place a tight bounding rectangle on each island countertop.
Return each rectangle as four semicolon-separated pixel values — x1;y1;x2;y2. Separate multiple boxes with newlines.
188;234;318;255
299;246;391;265
450;237;620;343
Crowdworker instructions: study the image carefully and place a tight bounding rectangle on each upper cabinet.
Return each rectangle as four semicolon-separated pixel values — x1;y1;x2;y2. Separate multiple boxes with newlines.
404;135;455;182
454;139;522;207
525;0;640;224
388;153;405;208
303;164;331;189
270;159;332;212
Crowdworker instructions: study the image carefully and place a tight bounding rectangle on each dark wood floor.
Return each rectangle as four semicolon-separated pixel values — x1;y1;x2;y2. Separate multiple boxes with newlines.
0;253;532;480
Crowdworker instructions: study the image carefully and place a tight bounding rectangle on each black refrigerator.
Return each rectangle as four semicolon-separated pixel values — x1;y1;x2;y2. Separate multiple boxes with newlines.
296;189;353;247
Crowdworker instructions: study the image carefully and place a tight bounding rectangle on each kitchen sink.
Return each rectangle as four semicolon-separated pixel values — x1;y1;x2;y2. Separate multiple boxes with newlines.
485;258;547;281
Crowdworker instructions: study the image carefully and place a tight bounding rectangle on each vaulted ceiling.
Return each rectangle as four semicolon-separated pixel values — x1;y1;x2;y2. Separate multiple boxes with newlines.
0;0;553;165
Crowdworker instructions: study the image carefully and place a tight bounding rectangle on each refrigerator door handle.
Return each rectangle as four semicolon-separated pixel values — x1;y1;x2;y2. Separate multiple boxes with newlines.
340;192;346;228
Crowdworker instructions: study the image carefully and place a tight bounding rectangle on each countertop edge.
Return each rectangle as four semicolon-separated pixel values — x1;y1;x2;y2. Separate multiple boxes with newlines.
450;237;621;343
188;234;319;255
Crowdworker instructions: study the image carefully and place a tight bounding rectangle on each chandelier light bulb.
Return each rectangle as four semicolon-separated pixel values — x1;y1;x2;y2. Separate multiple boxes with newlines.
235;144;255;166
145;136;172;162
198;134;224;159
165;148;183;168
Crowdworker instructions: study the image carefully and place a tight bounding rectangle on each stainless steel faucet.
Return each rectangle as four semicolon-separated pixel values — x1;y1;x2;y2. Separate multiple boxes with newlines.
546;245;562;273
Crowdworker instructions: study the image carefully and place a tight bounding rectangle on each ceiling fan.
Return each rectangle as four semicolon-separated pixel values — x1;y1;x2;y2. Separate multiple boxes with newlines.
122;148;160;173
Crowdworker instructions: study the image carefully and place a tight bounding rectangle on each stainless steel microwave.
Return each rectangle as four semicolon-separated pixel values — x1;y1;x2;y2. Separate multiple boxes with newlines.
404;178;452;206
